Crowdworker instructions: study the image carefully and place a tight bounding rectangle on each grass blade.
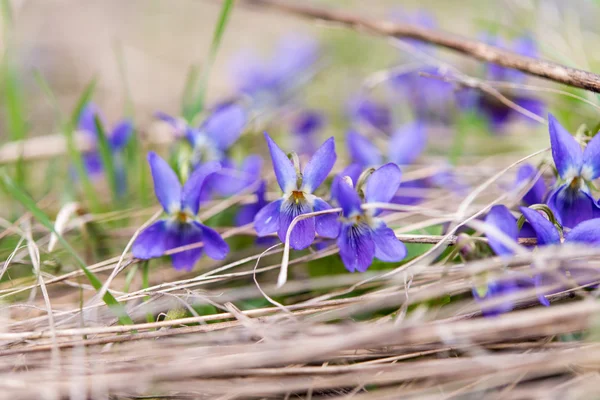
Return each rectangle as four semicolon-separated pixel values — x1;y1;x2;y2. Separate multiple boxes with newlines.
184;0;235;121
94;115;119;202
0;171;134;325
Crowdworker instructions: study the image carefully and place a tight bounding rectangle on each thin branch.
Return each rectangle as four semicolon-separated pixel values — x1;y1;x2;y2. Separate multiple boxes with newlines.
241;0;600;93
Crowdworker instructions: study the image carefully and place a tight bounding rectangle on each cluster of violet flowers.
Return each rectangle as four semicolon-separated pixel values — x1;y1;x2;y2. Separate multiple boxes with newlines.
73;28;600;316
471;114;600;315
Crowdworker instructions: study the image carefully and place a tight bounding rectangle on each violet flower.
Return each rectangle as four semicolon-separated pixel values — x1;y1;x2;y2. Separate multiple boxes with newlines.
132;152;229;270
230;34;320;104
334;163;407;272
472;205;542;315
253;133;340;250
546;113;600;228
456;34;544;132
520;206;600;301
291;109;325;156
347;96;393;135
512;163;548;206
77;103;133;192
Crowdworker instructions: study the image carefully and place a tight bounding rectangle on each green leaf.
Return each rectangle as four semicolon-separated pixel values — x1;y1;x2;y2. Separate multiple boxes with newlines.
184;0;235;121
93;115;119;202
0;171;133;325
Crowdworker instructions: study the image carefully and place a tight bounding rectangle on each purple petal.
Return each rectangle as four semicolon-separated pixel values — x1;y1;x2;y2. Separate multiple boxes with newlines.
254;199;282;236
313;198;341;239
270;34;319;87
109;120;133;150
565;218;600;245
346;130;382;168
148;152;182;213
182;161;221;215
337;223;375;272
196;222;229;260
164;222;204;271
473;278;520;316
548;113;583;179
388;122;427;165
519;207;560;246
264;132;297;193
202;102;247;151
335;177;362;218
155;111;189;138
372;222;407;262
77;103;101;137
514;164;547;206
83;152;104;177
582;132;600;180
365;163;402;206
485;205;518;256
132;220;169;259
347;96;392;133
391;179;427;206
292;110;325;136
330;164;363;205
514;96;545;123
236;181;268;226
547;184;600;228
278;197;316;250
301;137;336;193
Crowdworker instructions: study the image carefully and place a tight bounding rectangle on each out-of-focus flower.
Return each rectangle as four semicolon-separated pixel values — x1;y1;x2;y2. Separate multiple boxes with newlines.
389;67;455;121
347;123;426;167
254;133;340;250
520;206;600;301
230;34;320;106
236;180;268;226
512;163;548;206
456;34;544;132
546;114;600;228
334;163;407;272
77;103;133;192
291;109;326;156
132;152;229;270
347;95;393;134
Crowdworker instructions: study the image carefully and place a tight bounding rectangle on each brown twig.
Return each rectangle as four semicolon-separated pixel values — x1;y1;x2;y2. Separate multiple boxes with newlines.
241;0;600;93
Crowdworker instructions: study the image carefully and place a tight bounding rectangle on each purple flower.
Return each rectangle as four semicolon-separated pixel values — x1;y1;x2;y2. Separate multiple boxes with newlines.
78;103;133;188
132;152;229;271
206;155;263;199
389;67;454;121
230;34;320;102
472;275;532;317
334;163;407;272
475;205;544;313
253;133;340;250
456;34;544;133
520;206;600;300
546;114;600;228
291;109;325;156
347;96;393;134
512;163;548;206
236;180;268;226
347;123;426;167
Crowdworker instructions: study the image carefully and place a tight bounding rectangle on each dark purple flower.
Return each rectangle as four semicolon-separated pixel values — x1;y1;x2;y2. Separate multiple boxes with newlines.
521;206;600;302
513;163;548;206
236;180;268;226
132;152;229;270
472;275;532;316
253;133;340;250
78;103;133;189
291;109;326;156
389;67;454;121
347;96;392;134
456;34;544;133
475;205;546;313
546;114;600;228
335;163;407;272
